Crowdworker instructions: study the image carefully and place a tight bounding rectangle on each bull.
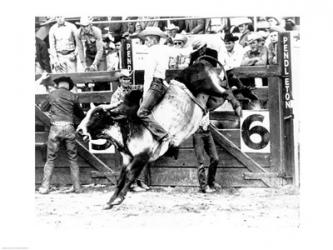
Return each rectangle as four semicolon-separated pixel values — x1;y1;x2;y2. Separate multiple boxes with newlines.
77;59;240;209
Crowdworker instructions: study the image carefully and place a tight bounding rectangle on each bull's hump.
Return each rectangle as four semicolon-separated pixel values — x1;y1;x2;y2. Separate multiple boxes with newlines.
152;80;203;139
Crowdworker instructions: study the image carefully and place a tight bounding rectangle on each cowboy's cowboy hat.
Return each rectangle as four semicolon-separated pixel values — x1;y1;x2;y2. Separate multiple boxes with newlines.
165;23;179;31
173;34;188;44
53;76;75;90
223;33;239;43
116;69;132;79
191;37;207;51
247;32;261;43
266;16;281;25
257;30;269;40
76;16;92;26
138;27;167;38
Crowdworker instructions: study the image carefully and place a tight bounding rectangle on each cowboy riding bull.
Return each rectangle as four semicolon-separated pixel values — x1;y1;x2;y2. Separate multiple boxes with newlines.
77;35;242;210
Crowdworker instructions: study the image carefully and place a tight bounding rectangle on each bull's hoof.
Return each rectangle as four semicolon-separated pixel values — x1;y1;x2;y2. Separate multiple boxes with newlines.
103;203;114;210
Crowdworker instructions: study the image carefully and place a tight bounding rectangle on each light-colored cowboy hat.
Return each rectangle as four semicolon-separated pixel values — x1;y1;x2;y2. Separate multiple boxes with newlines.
165;23;179;31
173;34;188;44
116;69;132;79
76;16;92;26
257;30;269;40
138;27;167;38
191;37;207;51
266;16;281;25
247;32;261;43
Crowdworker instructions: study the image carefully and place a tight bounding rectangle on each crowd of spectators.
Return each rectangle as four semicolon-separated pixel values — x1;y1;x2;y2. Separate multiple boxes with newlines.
35;16;299;92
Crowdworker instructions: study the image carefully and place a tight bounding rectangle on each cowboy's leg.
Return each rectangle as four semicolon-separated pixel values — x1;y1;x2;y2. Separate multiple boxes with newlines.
193;130;207;191
39;126;61;193
203;130;219;187
137;81;168;141
63;124;81;192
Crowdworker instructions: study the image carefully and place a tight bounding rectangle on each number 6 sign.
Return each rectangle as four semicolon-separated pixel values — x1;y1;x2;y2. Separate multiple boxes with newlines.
240;110;270;153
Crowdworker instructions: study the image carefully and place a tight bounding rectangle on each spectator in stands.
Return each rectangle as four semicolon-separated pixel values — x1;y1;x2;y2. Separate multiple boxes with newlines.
237;18;253;47
38;76;85;194
219;33;244;71
173;34;187;48
76;16;104;72
184;18;206;34
219;33;259;101
267;26;283;65
165;23;179;46
193;113;221;193
284;17;299;31
172;34;190;69
35;36;51;75
100;28;116;71
241;32;268;66
136;27;170;142
48;16;79;73
105;42;119;71
266;16;285;31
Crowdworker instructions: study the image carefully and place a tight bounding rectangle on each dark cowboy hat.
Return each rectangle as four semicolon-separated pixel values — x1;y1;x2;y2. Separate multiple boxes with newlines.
53;76;75;90
224;33;239;42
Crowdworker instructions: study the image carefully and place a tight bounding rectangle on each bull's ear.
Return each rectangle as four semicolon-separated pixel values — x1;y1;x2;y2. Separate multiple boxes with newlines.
90;102;96;109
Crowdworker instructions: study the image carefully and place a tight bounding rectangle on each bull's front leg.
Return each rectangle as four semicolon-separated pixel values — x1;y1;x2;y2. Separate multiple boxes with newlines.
104;152;150;210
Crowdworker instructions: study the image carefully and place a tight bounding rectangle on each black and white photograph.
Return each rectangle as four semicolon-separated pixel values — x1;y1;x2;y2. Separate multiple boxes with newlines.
2;1;333;249
33;14;300;226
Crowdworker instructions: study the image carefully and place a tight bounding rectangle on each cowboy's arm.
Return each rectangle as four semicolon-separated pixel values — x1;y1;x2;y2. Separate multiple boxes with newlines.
40;95;52;112
190;19;205;34
143;51;155;96
48;26;57;63
73;96;85;120
92;27;104;67
223;89;242;116
72;24;79;56
76;30;86;68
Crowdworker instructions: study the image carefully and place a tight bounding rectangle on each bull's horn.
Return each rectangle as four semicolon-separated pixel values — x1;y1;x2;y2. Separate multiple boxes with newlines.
90;102;96;109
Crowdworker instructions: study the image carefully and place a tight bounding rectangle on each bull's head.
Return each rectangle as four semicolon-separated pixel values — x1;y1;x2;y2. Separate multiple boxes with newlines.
77;104;117;142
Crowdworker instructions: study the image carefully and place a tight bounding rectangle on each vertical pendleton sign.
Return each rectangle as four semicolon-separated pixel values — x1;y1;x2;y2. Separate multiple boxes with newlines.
120;39;134;84
279;32;295;179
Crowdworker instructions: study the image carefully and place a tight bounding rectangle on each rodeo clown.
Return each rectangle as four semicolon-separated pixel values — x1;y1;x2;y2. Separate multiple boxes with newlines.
38;76;85;194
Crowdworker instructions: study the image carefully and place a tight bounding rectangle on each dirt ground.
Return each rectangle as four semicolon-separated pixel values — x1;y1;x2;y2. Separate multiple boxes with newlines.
35;184;300;229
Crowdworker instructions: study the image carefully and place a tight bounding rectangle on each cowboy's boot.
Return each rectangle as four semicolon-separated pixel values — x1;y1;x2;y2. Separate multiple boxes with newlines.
38;162;54;194
70;162;81;193
197;164;207;193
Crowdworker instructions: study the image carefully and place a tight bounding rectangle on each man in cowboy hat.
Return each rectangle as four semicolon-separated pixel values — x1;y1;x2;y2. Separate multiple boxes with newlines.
48;16;79;73
219;33;259;101
76;16;104;72
38;76;85;194
136;27;170;142
234;17;253;47
165;23;179;45
241;32;268;66
189;37;218;66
